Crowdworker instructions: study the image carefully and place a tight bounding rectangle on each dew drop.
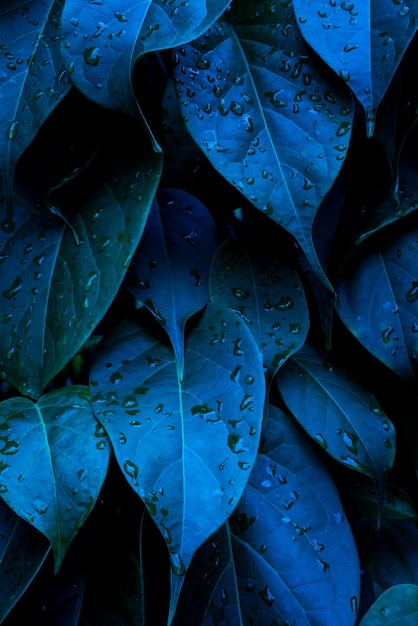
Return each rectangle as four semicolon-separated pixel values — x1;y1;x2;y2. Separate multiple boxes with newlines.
2;277;22;300
338;69;351;82
6;120;18;139
124;459;138;482
170;551;186;575
406;281;418;302
83;46;101;66
230;101;244;115
259;585;275;606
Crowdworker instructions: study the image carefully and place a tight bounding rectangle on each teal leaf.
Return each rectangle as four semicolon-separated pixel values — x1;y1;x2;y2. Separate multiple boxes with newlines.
209;238;310;386
335;217;418;389
0;0;72;227
60;0;230;119
0;386;110;572
89;303;265;621
126;188;219;378
293;0;418;137
359;584;418;625
172;5;354;289
0;500;50;622
226;405;360;625
0;144;162;398
345;481;418;521
276;344;396;501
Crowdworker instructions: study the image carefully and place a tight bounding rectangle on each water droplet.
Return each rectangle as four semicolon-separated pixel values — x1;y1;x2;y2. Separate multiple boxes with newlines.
340;1;354;9
124;459;138;482
238;461;251;470
109;372;123;384
314;433;327;449
122;396;138;409
170;551;186;575
276;296;294;311
343;43;358;52
196;57;210;70
2;277;22;300
232;339;243;356
350;596;358;615
230;101;244;115
338;70;351;82
259;585;275;606
406;281;418;302
114;11;128;21
232;287;249;300
0;437;19;454
83;46;101;66
382;327;394;343
6;120;18;139
32;497;48;515
336;121;352;136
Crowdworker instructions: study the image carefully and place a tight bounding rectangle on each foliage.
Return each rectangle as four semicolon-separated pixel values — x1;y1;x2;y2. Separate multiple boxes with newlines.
0;0;418;623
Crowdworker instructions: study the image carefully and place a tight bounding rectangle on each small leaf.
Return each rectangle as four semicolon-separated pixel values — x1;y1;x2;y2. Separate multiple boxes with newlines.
0;385;110;571
89;303;265;620
276;344;396;502
173;5;354;289
126;188;219;377
335;217;418;389
359;584;418;625
293;0;418;136
0;143;162;397
209;238;310;385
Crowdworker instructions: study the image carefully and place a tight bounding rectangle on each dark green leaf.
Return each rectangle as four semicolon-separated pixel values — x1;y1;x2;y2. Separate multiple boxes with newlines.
0;385;110;571
209;238;309;385
344;481;418;521
127;188;219;377
173;4;354;288
276;344;396;499
335;217;418;389
359;583;418;625
89;303;265;620
0;0;71;227
0;145;162;397
293;0;418;136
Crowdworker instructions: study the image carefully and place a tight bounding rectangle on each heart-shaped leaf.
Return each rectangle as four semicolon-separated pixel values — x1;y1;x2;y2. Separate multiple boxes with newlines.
172;3;354;289
0;0;72;227
126;188;219;378
0;143;162;398
359;583;418;625
276;344;396;502
60;0;230;119
89;303;265;621
292;0;418;136
0;499;50;622
209;238;310;386
335;217;418;389
0;385;110;571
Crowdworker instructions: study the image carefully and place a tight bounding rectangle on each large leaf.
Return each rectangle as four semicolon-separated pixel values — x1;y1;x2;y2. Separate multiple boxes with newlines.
0;142;162;398
89;303;265;621
359;584;418;625
60;0;230;123
0;385;110;571
335;216;418;389
172;4;354;289
126;188;219;378
0;0;72;226
292;0;418;137
276;344;396;502
209;238;310;386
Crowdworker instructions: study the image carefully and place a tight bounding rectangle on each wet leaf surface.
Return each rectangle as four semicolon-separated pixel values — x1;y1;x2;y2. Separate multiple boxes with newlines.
359;583;418;625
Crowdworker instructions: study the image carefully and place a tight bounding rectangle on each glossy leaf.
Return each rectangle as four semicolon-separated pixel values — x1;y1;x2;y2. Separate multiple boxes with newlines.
293;0;418;137
126;188;219;378
0;145;162;398
345;482;418;521
370;519;418;594
0;500;50;622
276;344;396;500
209;238;310;385
89;303;265;620
60;0;230;119
335;217;418;389
172;4;354;289
0;386;110;571
227;405;360;625
0;0;72;227
359;584;418;625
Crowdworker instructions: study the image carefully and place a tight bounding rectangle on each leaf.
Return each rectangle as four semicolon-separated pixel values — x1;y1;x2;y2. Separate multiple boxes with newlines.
344;481;418;521
0;500;50;622
0;0;72;227
126;188;219;378
359;584;418;625
292;0;418;137
276;344;396;502
227;405;360;625
89;303;265;621
209;238;310;386
0;385;110;572
60;0;230;124
172;4;354;289
335;216;418;389
0;142;162;398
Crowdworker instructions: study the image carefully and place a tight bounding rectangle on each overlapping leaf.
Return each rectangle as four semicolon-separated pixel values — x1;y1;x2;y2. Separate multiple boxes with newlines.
336;216;418;389
293;0;418;136
0;386;110;571
0;144;162;398
209;238;309;385
60;0;230;122
126;188;219;378
359;584;418;625
172;3;354;289
276;344;396;501
89;303;265;621
0;0;72;226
